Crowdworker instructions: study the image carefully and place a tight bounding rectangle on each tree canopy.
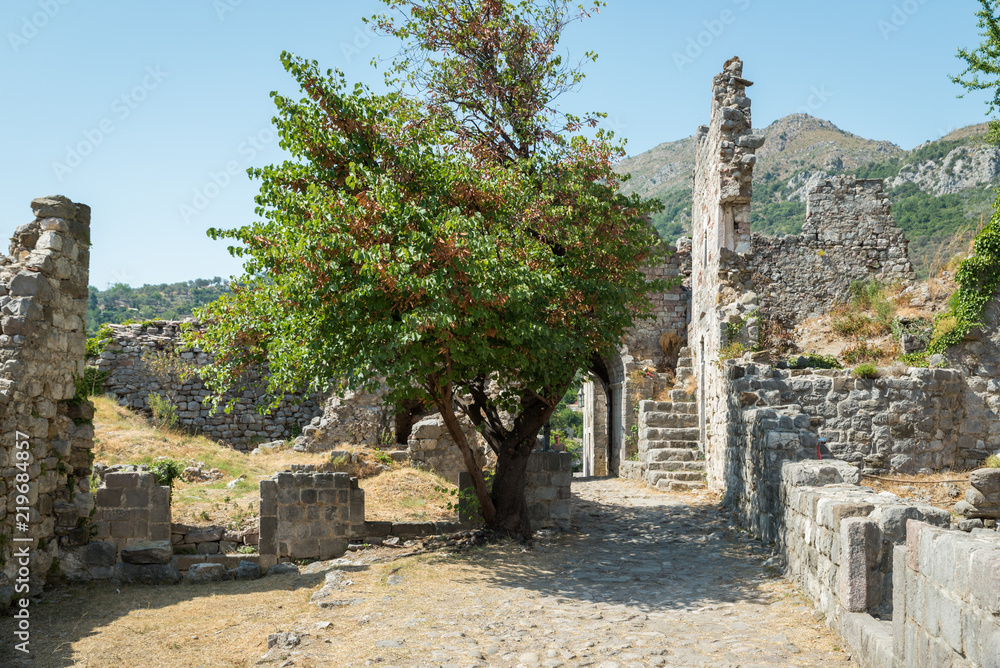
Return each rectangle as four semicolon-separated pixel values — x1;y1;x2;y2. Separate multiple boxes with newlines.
192;0;664;537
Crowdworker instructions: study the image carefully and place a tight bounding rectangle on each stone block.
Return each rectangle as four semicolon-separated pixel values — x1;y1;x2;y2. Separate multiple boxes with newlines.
906;520;932;572
113;560;181;585
390;522;435;538
970;546;1000;615
104;473;139;490
838;517;881;613
259;479;277;516
121;540;173;565
185;562;229;583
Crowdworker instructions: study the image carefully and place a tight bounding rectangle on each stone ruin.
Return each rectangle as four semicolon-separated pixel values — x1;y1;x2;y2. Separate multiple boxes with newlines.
4;56;1000;668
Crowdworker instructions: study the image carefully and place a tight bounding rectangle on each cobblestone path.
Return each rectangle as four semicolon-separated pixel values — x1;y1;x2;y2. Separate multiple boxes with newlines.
259;477;852;668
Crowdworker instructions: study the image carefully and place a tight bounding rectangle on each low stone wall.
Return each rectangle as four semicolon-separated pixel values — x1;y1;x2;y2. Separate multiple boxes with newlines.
258;471;365;561
895;522;1000;666
92;321;323;451
716;362;991;478
525;451;573;531
92;471;171;555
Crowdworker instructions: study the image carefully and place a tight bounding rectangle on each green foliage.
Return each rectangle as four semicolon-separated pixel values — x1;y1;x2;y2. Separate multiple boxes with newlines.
147;392;179;430
852;363;879;379
985;454;1000;468
237;545;258;554
718;342;751;363
650;187;692;241
853;158;903;181
953;1;1000;144
149;458;185;488
73;368;110;402
831;313;889;338
87;279;229;334
789;353;842;370
927;198;1000;353
374;451;393;466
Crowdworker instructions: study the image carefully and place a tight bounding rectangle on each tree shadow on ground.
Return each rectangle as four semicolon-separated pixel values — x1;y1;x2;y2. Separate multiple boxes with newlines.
452;480;779;614
0;568;339;667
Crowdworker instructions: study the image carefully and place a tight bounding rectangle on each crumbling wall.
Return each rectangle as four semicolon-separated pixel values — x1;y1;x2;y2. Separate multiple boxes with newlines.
93;321;323;450
751;177;915;325
0;196;95;604
91;471;171;554
405;413;492;484
625;242;691;369
689;57;764;488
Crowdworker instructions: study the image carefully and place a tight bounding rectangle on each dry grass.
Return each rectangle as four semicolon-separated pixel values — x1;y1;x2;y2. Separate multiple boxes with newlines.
360;468;457;522
93;396;458;527
861;471;971;513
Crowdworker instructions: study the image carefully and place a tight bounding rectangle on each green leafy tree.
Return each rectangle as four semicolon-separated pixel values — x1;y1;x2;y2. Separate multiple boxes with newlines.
192;0;663;537
954;0;1000;144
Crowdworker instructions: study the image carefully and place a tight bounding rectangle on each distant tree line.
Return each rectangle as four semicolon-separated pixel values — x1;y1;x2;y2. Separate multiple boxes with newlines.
87;277;229;333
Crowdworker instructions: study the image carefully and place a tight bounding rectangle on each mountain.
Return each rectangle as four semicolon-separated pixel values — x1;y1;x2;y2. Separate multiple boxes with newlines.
88;279;230;333
616;115;1000;276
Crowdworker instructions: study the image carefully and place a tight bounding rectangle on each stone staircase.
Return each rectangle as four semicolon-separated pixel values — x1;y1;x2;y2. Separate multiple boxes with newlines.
637;348;706;492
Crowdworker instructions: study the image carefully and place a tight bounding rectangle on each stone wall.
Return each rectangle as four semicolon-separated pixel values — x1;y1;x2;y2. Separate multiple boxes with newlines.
406;413;492;484
581;380;608;477
751;177;915;325
525;451;573;531
292;386;392;451
93;322;323;451
895;522;1000;666
258;471;365;561
92;471;171;554
625;243;691;369
691;57;765;487
0;196;95;603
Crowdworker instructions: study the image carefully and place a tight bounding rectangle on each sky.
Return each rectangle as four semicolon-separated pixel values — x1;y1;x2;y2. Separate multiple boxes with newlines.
0;0;993;289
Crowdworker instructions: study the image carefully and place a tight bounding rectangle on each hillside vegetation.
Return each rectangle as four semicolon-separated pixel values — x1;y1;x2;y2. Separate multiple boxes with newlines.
87;278;229;333
617;116;999;276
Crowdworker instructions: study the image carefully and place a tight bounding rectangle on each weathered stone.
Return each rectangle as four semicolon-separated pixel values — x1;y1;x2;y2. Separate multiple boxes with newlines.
113;561;181;585
120;540;173;565
185;562;230;583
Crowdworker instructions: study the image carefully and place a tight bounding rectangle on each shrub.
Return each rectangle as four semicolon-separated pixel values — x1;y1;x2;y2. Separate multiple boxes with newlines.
984;454;1000;468
831;313;890;338
149;458;185;488
789;353;842;370
719;342;751;362
842;341;893;365
147;392;178;429
853;364;878;379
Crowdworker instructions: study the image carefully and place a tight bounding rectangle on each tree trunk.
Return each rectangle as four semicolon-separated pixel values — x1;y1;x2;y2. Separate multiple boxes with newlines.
490;445;534;537
434;393;497;525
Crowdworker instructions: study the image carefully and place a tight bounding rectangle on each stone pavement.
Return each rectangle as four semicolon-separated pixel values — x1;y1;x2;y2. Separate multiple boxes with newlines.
259;477;852;667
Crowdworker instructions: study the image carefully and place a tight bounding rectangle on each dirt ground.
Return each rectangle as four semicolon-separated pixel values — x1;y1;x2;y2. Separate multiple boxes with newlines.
4;478;852;668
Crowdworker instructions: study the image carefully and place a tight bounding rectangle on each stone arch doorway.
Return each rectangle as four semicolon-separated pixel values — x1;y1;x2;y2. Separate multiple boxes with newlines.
582;351;626;477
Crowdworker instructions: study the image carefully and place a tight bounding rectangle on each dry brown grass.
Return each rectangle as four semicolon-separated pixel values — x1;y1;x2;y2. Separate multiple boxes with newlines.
93;396;458;527
861;471;971;513
360;468;457;522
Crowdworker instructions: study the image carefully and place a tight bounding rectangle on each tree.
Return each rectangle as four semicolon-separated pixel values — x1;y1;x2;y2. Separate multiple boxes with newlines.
953;0;1000;144
192;0;663;537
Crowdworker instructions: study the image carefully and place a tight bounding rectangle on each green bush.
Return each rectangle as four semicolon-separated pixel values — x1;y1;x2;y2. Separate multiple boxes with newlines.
147;392;178;429
789;353;842;370
984;454;1000;468
149;459;185;488
852;364;878;379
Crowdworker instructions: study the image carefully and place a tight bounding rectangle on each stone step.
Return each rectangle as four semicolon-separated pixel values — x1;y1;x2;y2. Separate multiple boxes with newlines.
645;439;700;451
655;479;707;492
678;347;691;356
640;412;699;429
646;461;704;472
648;470;706;485
642;427;700;442
669;389;696;402
639;400;697;415
646;448;701;462
677;357;693;368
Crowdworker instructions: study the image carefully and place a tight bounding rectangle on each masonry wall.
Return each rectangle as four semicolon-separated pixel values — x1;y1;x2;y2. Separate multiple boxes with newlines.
625;243;691;369
524;451;573;531
92;471;171;553
258;471;364;561
751;177;915;325
93;322;323;451
895;523;1000;666
0;196;95;604
691;58;765;487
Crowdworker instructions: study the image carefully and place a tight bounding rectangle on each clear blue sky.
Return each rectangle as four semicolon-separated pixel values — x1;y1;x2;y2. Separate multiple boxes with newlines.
0;0;991;288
